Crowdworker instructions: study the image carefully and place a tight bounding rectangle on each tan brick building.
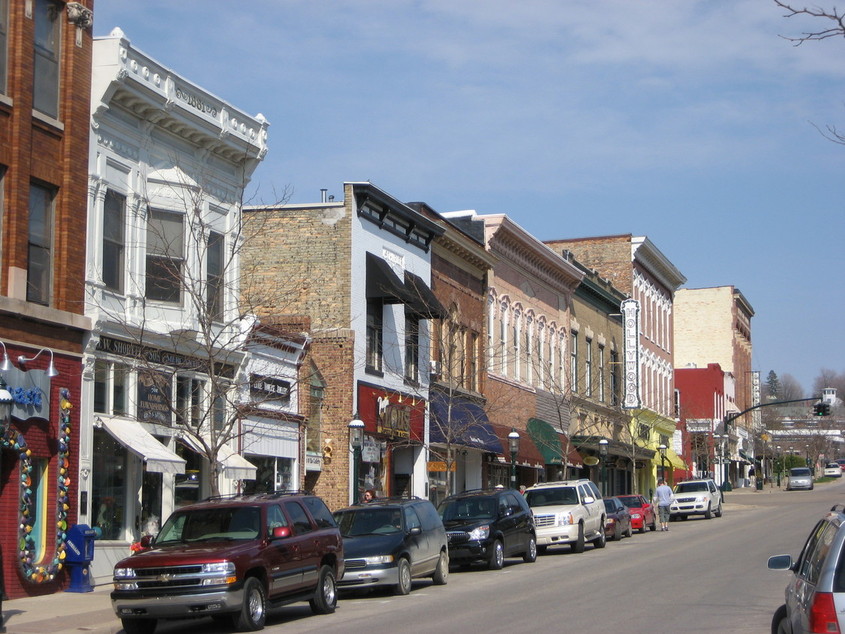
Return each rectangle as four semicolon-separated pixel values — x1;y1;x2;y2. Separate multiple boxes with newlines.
243;183;444;510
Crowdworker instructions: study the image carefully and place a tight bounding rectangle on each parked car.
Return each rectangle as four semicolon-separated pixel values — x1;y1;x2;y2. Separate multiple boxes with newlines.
824;463;842;478
768;503;845;633
333;497;448;595
524;480;606;553
111;492;344;634
437;488;536;570
616;494;656;533
603;497;633;541
669;479;723;520
786;467;814;491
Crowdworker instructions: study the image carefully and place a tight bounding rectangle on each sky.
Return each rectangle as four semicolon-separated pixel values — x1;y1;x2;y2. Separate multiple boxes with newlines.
92;1;845;395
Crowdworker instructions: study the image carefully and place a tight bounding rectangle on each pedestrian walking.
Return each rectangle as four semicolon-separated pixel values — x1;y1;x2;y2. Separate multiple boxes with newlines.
653;478;674;531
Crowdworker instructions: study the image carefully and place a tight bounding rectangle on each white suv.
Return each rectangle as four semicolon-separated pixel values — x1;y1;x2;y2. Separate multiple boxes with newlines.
524;480;606;554
669;479;723;520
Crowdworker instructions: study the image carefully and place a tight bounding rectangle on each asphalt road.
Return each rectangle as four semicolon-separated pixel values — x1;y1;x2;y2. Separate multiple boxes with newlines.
141;481;845;634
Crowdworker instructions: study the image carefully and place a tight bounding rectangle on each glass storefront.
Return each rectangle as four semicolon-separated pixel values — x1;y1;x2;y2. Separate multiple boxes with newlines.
92;429;128;540
243;456;294;494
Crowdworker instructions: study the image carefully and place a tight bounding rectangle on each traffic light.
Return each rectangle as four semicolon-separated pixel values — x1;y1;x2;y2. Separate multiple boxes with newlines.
813;402;832;416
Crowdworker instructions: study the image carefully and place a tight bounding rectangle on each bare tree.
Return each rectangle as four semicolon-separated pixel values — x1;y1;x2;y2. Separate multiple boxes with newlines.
774;1;845;44
780;373;806;400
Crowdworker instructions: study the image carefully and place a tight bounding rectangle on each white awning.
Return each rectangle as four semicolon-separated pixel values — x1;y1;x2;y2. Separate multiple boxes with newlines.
99;418;186;474
178;433;257;480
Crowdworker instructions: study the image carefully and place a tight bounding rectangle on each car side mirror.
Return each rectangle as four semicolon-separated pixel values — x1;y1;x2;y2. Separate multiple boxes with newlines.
582;496;595;504
139;534;155;549
409;526;422;535
272;526;292;539
767;554;794;571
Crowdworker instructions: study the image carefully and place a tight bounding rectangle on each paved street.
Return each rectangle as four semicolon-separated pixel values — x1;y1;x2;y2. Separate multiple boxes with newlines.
6;481;841;634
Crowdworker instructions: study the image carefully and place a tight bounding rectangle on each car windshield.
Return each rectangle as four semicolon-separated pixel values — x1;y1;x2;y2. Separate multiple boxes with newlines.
826;464;840;469
438;497;497;521
525;487;579;507
674;482;708;493
156;506;261;544
333;508;403;537
617;496;642;508
791;468;812;476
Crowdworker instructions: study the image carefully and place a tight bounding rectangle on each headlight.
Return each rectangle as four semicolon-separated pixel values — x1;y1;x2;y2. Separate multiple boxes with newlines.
631;513;641;519
557;512;573;527
468;525;490;541
362;555;395;565
201;561;237;586
113;567;137;591
114;567;137;579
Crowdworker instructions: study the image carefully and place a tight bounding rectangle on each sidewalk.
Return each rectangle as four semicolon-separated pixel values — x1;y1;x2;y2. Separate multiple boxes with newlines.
2;583;120;634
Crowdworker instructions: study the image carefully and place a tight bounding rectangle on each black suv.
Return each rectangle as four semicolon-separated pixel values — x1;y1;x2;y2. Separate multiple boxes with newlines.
334;496;448;595
111;492;344;634
437;488;537;570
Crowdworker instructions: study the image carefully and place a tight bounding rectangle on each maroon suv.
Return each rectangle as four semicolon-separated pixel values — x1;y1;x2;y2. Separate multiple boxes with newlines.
111;492;344;634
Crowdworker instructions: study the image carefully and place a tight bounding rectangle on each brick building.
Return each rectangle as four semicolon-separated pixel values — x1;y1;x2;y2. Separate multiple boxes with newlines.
243;183;444;510
445;212;584;489
545;235;687;492
0;0;94;599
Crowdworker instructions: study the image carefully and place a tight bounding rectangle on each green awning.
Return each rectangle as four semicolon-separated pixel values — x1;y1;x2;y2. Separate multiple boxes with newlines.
527;418;564;465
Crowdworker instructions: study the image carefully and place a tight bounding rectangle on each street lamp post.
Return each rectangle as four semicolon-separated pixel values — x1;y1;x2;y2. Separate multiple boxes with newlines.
508;429;520;488
599;438;609;496
0;376;13;634
658;443;667;485
721;435;732;492
348;417;365;504
805;444;812;474
776;446;782;487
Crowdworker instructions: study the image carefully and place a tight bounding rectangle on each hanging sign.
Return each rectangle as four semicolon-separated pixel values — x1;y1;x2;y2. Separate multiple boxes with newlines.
621;298;641;410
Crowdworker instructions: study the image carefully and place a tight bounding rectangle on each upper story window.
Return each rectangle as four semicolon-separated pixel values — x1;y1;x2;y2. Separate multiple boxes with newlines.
570;330;578;393
404;314;419;384
585;338;593;397
103;190;126;293
610;350;619;406
598;345;606;402
27;182;55;305
94;360;129;416
146;209;184;304
33;0;62;119
0;0;9;94
206;231;224;320
306;371;325;454
366;299;383;373
176;376;204;427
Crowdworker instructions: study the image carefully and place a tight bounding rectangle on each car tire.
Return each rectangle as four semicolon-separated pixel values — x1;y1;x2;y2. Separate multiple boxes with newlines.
488;539;504;570
394;558;412;595
120;618;157;634
715;504;723;518
625;523;633;538
612;525;622;541
649;518;657;532
233;576;266;632
705;504;713;520
593;522;607;549
523;535;537;563
309;565;337;614
572;524;586;553
432;550;448;585
771;604;790;634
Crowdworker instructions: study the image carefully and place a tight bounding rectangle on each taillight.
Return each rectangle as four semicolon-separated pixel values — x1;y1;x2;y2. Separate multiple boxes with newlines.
809;592;841;633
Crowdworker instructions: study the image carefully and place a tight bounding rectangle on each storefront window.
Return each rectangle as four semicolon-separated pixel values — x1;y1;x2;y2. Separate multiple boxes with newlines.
243;456;294;494
140;471;162;537
30;458;47;562
174;442;203;508
92;429;128;540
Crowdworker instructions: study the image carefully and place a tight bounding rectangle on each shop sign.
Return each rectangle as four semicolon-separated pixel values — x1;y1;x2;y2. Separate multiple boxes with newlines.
138;370;172;425
427;461;456;472
377;398;411;439
621;299;641;410
357;383;425;442
362;436;381;463
249;374;291;403
97;336;234;378
305;453;322;472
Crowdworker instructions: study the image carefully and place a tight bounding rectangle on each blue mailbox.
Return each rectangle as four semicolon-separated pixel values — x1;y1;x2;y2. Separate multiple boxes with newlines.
65;524;97;592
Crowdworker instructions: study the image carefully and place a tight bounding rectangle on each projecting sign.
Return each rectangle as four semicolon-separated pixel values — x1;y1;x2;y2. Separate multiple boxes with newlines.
621;299;641;410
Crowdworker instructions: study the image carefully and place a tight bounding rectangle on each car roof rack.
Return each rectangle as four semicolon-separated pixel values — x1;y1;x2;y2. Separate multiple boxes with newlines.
203;489;312;502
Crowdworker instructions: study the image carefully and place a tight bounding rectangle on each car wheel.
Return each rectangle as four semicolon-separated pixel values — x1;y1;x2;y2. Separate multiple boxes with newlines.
704;504;713;520
233;576;266;631
771;604;790;634
715;504;723;518
649;518;657;532
625;522;633;538
394;558;413;595
121;618;157;634
612;524;622;541
523;535;537;563
488;539;504;570
572;523;586;553
309;565;337;614
432;550;448;585
593;522;607;549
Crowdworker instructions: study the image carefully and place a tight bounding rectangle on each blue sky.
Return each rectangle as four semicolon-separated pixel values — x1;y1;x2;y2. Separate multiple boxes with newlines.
93;1;845;394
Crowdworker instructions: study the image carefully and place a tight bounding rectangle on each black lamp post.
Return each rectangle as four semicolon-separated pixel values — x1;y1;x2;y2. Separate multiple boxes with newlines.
508;429;520;488
0;376;13;634
598;438;609;496
348;417;364;504
776;445;782;487
658;443;667;484
805;444;811;474
721;435;732;492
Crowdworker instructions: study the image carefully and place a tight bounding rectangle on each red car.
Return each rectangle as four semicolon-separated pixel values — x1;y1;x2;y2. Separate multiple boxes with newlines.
616;494;656;533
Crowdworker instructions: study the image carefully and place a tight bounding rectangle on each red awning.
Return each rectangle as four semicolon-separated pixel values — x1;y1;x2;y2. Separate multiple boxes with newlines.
490;424;544;468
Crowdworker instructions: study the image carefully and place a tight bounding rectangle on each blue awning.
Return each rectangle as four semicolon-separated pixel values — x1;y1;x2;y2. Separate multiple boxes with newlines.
429;390;503;453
